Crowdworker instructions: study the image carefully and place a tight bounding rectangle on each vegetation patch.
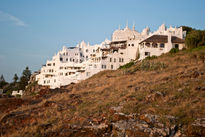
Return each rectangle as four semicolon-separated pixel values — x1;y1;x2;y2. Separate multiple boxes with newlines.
169;48;179;54
145;55;158;60
138;60;168;71
119;61;135;69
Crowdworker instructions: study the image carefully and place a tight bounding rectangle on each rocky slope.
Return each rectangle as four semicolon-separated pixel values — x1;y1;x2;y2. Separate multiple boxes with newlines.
0;47;205;137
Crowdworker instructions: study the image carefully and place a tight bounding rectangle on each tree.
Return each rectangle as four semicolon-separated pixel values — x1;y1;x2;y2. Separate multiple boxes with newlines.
19;67;32;90
185;30;205;49
182;26;194;35
0;74;5;82
0;74;8;89
13;73;19;83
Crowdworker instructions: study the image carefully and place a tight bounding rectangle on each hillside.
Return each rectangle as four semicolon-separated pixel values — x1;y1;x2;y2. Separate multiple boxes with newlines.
0;47;205;137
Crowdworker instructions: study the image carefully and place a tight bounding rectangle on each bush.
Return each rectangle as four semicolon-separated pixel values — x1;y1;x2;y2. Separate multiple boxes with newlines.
169;48;179;54
145;55;157;60
119;61;135;69
185;30;205;49
140;61;168;71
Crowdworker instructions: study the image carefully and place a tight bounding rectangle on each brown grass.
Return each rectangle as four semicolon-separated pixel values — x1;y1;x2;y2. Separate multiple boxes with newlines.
1;48;205;136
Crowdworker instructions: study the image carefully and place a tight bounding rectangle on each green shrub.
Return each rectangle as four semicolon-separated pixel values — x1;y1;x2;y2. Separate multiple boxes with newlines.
145;55;157;60
185;30;205;49
169;48;179;54
16;94;21;98
119;61;135;69
189;45;205;52
139;61;168;71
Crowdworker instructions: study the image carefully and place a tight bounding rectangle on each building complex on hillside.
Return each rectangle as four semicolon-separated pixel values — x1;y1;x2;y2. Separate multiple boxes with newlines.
36;24;186;89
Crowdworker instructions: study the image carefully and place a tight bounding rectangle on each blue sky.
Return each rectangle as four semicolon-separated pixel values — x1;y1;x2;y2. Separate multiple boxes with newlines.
0;0;205;82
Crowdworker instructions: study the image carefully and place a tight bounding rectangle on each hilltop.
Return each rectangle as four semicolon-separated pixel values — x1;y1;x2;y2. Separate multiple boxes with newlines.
0;47;205;137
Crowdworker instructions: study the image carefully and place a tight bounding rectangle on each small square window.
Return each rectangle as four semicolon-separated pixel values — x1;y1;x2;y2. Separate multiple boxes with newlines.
160;43;165;48
145;52;150;56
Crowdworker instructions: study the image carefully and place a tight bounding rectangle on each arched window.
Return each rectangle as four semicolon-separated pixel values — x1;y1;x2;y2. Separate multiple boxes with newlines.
145;43;150;47
152;43;158;48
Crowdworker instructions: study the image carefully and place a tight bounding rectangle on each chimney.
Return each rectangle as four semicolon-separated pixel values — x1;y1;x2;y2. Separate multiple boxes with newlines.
167;33;172;52
168;33;172;44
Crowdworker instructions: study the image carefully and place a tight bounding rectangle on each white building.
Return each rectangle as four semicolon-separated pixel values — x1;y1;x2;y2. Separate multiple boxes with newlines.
12;90;24;96
36;24;185;89
36;39;111;89
139;24;185;59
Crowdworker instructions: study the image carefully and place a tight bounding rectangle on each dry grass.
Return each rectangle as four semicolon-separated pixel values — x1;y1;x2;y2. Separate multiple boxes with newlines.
1;48;205;136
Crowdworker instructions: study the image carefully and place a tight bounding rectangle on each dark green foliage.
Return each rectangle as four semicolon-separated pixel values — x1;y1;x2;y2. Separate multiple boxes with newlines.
145;55;157;60
185;30;205;49
169;48;179;54
0;74;5;82
1;67;32;95
0;74;8;89
182;26;194;35
183;26;205;49
13;73;19;83
19;66;32;90
119;61;135;69
189;46;205;52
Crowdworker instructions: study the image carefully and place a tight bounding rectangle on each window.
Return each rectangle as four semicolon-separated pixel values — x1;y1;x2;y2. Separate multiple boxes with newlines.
145;52;150;56
111;65;113;69
66;58;68;61
66;52;68;56
160;43;165;48
93;49;95;52
47;63;51;66
53;63;55;66
132;44;134;46
101;65;106;69
70;58;72;62
86;72;90;76
128;44;130;46
60;57;63;61
152;43;158;48
110;58;112;62
86;49;89;52
114;58;116;62
122;58;124;62
175;44;179;49
145;43;150;47
119;58;121;62
54;79;56;83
